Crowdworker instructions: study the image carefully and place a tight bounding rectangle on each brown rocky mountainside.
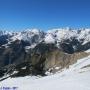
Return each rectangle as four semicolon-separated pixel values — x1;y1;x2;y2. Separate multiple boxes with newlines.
0;40;89;78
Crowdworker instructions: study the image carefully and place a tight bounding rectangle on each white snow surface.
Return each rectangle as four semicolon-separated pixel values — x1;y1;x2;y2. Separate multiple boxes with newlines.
44;33;55;43
85;49;90;53
0;55;90;90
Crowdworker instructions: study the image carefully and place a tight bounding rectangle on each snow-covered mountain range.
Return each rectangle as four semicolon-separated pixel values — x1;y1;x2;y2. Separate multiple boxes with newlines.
1;28;90;50
0;28;90;86
0;28;90;43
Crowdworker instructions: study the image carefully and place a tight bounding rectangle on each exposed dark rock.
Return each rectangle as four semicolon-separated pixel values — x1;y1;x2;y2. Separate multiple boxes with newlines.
0;39;90;79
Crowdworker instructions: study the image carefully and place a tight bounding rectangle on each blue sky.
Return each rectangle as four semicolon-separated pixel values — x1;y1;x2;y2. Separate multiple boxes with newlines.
0;0;90;31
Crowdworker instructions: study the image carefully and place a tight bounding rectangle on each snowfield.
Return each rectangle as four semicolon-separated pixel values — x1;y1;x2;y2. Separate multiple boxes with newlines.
0;55;90;90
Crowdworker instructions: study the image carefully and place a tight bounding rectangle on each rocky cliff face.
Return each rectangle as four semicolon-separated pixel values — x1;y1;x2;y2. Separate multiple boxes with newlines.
0;28;90;78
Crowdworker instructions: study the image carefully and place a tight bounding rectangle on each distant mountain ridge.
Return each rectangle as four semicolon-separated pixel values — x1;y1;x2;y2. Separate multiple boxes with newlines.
0;28;90;52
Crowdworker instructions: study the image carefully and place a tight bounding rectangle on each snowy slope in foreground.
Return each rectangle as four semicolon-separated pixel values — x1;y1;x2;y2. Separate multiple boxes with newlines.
0;56;90;90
